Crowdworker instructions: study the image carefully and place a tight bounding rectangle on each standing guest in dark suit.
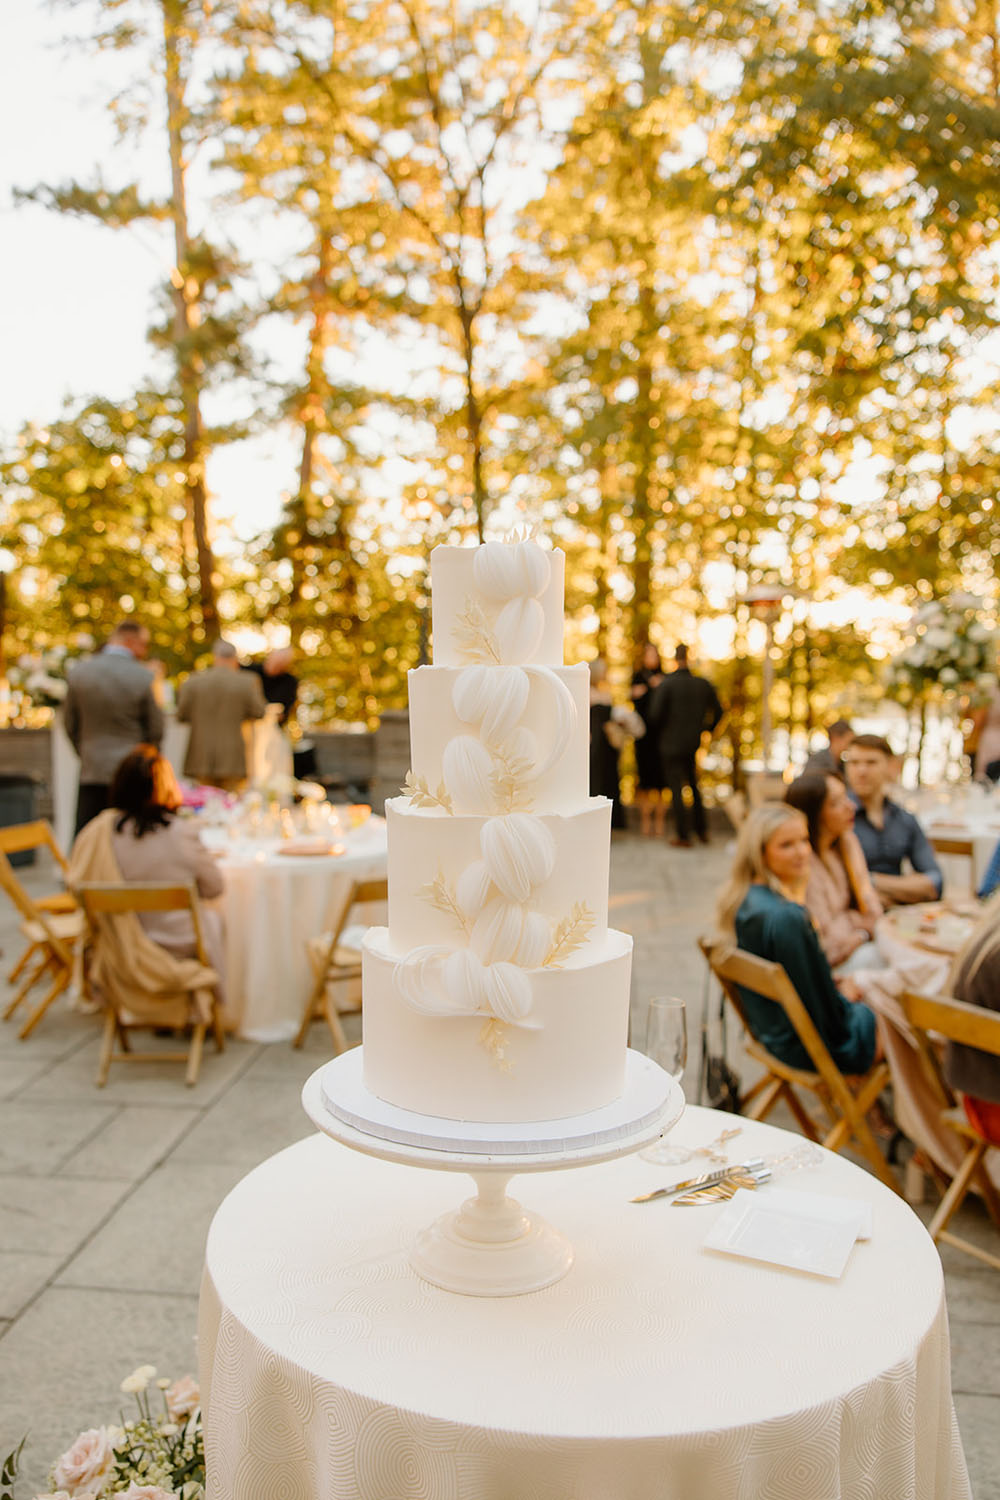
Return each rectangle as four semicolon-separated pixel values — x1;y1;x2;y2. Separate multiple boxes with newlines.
63;620;164;834
647;644;723;848
244;647;298;726
803;718;854;777
630;643;666;837
588;658;625;830
178;640;267;791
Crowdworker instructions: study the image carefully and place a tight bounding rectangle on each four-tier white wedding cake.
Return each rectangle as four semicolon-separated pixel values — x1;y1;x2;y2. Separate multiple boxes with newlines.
361;536;633;1124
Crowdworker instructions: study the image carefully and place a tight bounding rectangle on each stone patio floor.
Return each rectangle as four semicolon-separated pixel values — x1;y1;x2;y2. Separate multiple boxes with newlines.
0;832;998;1496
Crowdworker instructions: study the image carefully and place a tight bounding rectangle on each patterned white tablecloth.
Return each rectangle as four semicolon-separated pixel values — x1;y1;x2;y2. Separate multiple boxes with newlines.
208;822;386;1041
198;1106;970;1500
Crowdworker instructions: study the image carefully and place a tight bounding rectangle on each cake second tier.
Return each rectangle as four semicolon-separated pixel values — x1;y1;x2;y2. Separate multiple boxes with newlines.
385;796;612;955
407;662;589;816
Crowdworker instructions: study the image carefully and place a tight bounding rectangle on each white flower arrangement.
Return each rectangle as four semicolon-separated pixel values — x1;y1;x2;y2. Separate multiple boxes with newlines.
886;596;998;702
1;1367;204;1500
6;639;94;711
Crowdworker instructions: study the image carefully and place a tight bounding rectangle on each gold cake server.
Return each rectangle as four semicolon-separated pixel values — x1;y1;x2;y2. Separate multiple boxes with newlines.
631;1158;765;1204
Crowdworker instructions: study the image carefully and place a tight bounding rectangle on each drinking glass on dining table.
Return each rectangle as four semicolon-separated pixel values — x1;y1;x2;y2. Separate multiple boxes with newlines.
639;997;693;1165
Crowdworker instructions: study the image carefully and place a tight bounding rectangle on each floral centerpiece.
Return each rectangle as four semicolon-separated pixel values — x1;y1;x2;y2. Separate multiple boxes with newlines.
885;594;998;702
2;1366;203;1500
3;641;95;727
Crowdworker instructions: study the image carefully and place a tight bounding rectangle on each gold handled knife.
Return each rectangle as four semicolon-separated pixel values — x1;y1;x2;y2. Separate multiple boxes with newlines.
630;1159;765;1203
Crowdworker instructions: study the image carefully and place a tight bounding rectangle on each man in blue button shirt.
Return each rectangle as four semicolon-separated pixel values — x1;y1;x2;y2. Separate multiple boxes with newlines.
845;734;942;905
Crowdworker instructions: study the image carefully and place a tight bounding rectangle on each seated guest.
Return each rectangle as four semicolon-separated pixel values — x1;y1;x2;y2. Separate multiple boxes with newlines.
844;735;942;906
714;804;878;1075
69;745;225;987
803;718;854;777
784;772;884;974
945;895;1000;1144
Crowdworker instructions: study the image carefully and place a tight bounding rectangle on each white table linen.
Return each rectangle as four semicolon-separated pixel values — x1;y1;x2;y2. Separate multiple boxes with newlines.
199;1105;970;1500
208;822;386;1041
910;787;1000;891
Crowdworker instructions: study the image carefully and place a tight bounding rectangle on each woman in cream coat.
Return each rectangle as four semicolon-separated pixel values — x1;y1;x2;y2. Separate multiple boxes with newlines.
70;745;226;993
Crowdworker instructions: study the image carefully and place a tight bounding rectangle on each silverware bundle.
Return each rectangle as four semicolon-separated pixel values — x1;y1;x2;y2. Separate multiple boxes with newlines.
631;1158;771;1206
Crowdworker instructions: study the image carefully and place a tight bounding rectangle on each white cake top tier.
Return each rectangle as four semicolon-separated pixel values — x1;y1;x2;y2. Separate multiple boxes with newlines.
430;541;565;667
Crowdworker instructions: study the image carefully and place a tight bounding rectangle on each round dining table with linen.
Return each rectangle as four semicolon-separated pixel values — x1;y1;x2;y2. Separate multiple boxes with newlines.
202;819;387;1041
198;1104;970;1500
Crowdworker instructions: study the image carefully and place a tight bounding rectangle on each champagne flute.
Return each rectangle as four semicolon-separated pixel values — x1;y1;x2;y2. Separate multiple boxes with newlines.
639;997;693;1165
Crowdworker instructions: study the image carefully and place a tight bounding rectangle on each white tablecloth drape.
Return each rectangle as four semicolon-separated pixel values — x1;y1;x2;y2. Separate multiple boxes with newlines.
213;827;386;1041
199;1107;970;1500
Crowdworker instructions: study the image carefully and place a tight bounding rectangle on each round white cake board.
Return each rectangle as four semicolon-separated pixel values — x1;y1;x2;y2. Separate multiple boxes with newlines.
302;1050;685;1297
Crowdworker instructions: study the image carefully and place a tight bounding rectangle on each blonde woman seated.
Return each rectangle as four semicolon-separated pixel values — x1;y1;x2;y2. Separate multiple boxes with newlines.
784;772;885;976
69;744;225;990
716;803;878;1075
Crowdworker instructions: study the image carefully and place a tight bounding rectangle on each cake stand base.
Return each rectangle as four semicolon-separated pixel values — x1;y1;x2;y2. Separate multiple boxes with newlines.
302;1050;684;1297
411;1172;573;1295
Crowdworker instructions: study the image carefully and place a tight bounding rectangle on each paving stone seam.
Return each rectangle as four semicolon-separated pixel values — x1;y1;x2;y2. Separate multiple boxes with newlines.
0;1038;264;1345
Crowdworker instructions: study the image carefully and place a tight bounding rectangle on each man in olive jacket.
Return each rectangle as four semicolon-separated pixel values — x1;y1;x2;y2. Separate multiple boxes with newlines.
647;645;723;847
178;640;267;790
64;619;164;834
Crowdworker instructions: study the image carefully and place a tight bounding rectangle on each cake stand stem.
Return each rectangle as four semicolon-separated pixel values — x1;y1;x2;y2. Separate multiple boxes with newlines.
410;1168;574;1297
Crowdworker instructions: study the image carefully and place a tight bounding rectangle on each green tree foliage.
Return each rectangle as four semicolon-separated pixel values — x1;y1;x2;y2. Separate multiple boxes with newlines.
4;0;1000;752
1;395;192;665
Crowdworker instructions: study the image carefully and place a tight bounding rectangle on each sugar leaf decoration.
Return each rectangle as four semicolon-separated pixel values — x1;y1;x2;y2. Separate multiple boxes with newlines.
418;872;470;933
543;903;595;968
452;598;501;664
403;770;453;813
490;743;535;814
479;1016;513;1072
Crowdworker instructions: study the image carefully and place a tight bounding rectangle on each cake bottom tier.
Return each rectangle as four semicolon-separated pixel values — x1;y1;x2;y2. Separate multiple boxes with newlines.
361;927;633;1124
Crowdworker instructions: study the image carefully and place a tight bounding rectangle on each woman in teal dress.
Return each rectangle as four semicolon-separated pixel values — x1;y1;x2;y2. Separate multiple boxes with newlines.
715;804;878;1075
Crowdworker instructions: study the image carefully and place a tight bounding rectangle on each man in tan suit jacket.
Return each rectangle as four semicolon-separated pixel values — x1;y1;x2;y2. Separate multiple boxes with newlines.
178;640;266;790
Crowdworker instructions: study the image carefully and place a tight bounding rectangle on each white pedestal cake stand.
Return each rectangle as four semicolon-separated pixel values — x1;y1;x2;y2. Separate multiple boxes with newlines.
301;1048;684;1298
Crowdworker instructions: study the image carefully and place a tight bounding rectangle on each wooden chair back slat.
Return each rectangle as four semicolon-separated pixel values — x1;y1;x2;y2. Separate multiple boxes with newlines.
902;991;1000;1057
78;882;196;916
929;836;974;858
899;989;1000;1270
76;882;210;968
698;935;900;1192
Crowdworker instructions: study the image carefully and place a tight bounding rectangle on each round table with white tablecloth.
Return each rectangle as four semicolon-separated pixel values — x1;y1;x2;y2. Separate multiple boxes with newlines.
205;820;387;1042
198;1105;970;1500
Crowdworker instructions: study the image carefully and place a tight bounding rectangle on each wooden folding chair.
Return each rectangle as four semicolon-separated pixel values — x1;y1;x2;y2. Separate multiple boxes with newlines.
900;990;1000;1271
699;937;899;1192
296;877;388;1052
76;882;224;1087
928;834;976;896
0;821;85;1038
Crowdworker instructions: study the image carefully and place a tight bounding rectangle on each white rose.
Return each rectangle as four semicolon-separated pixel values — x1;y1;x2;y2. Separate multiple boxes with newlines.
121;1363;157;1394
51;1426;120;1494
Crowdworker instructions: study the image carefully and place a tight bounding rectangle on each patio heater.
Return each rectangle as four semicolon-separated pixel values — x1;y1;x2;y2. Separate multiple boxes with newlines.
745;582;787;771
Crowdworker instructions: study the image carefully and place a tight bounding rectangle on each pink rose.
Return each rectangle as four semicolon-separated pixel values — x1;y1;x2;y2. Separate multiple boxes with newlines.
119;1487;178;1500
51;1427;119;1494
33;1491;97;1500
164;1375;200;1421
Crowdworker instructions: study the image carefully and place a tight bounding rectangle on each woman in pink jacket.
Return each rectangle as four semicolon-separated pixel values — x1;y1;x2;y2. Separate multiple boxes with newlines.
785;772;885;976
